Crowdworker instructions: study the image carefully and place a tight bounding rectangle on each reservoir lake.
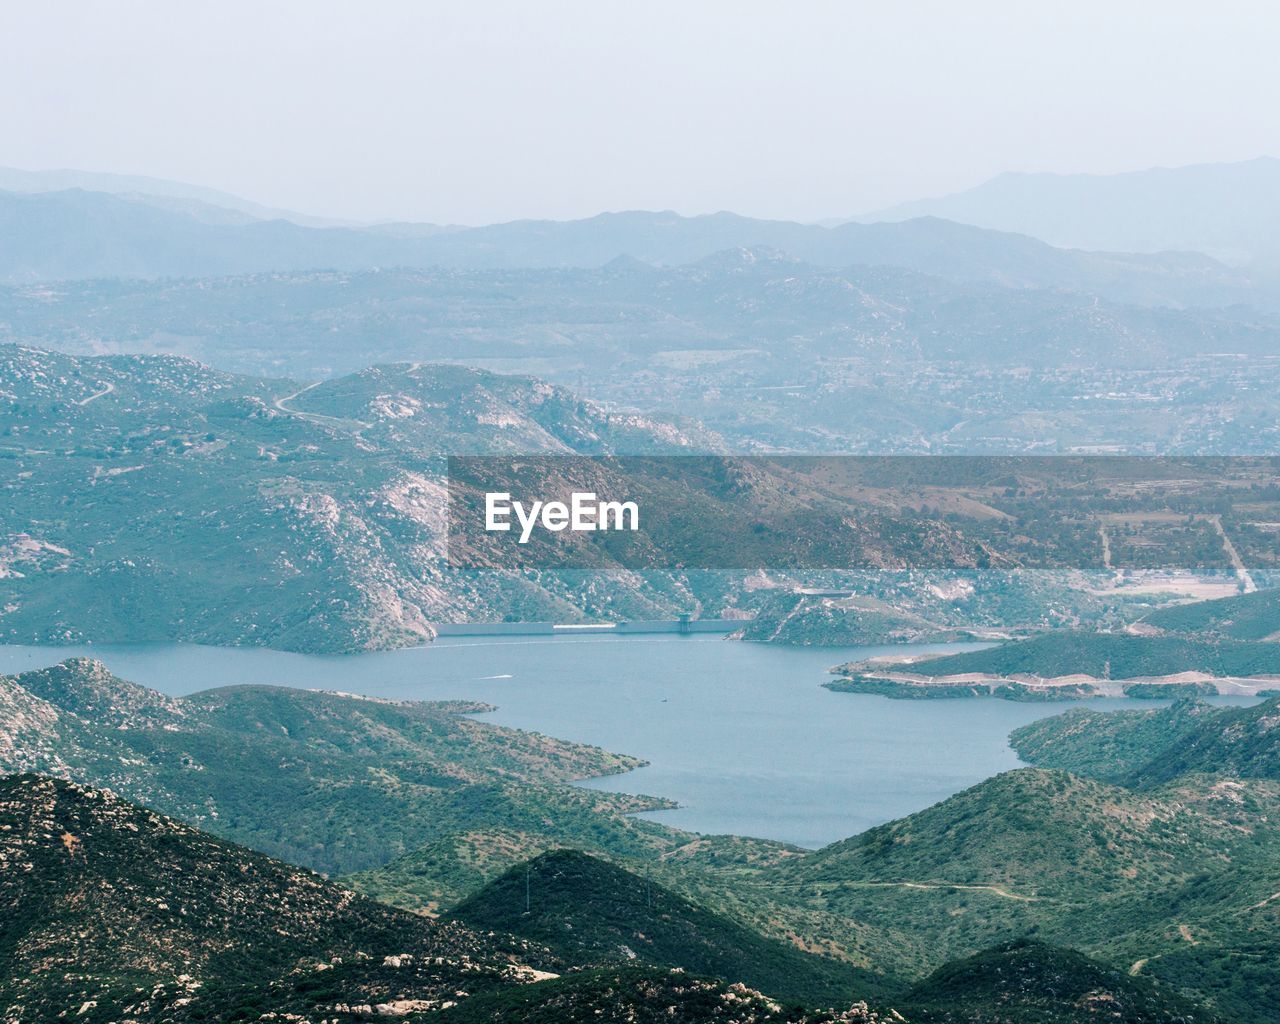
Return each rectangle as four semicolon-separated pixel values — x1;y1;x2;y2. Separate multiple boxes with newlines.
0;635;1255;849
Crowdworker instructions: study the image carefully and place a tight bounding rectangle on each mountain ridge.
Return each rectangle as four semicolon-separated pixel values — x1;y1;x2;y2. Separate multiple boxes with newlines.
0;657;665;876
448;849;889;1005
0;773;557;1023
0;164;350;227
2;187;1268;313
857;157;1280;265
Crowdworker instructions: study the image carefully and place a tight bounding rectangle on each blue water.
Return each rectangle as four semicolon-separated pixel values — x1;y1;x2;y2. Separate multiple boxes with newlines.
0;637;1257;849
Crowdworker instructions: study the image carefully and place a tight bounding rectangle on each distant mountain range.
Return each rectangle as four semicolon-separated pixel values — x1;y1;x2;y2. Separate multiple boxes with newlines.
2;185;1271;311
0;165;346;227
858;157;1280;266
8;157;1280;278
8;157;1279;286
4;256;1274;381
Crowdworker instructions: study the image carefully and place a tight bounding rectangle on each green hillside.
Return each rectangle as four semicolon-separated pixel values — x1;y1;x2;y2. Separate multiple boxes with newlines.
761;765;1280;1022
1126;697;1280;786
448;850;891;1006
8;659;1272;1020
893;632;1280;679
355;745;1280;1021
792;769;1245;903
1068;862;1280;1022
0;774;1004;1024
902;939;1212;1024
1009;701;1218;781
1145;588;1280;640
0;658;677;876
1010;697;1280;786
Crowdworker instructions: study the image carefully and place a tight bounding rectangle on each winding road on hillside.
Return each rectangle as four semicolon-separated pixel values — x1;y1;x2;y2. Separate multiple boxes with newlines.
75;381;114;406
272;381;372;430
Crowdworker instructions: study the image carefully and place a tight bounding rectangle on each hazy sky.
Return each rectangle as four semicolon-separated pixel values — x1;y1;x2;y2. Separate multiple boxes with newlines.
4;1;1278;225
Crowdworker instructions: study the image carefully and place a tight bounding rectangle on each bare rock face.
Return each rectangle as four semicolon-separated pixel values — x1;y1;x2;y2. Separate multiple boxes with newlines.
0;347;717;655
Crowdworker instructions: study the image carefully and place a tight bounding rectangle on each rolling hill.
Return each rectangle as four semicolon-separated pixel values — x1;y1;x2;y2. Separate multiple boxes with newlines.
1144;587;1280;640
901;939;1212;1024
859;156;1280;267
790;768;1251;903
7;344;1278;652
1008;700;1222;781
359;759;1280;1022
1011;696;1280;788
0;346;729;650
448;849;890;1005
0;774;556;1023
4;774;901;1023
765;765;1280;1022
1003;698;1280;1021
874;632;1280;682
0;187;1265;312
5;668;1266;1020
0;658;674;876
0;774;931;1024
7;259;1280;456
5;257;1271;383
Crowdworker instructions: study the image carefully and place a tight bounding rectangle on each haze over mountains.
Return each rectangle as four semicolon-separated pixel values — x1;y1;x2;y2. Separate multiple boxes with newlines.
0;185;1255;302
2;158;1278;298
0;164;346;227
6;7;1280;1016
858;157;1280;267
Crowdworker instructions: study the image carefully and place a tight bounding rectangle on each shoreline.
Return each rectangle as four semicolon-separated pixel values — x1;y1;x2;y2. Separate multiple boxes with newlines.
829;666;1279;698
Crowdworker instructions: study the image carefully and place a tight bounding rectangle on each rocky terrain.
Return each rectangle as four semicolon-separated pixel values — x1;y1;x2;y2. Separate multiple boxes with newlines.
448;849;888;1006
0;346;735;652
0;774;557;1023
7;346;1276;655
4;657;1277;1020
0;772;1222;1023
1;774;920;1024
